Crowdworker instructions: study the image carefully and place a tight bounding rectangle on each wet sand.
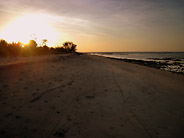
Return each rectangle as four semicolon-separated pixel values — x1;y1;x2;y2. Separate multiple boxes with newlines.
0;54;184;138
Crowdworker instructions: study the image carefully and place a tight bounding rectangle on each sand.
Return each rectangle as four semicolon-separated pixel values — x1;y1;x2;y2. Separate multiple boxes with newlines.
0;54;184;138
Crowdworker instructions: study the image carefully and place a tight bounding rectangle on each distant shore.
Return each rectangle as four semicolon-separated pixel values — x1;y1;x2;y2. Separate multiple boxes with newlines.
0;54;184;138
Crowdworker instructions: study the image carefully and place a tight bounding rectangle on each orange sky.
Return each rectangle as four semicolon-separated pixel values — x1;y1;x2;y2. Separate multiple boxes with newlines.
0;0;184;52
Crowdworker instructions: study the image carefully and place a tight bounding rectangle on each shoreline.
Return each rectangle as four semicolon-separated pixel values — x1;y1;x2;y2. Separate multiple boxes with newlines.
1;52;183;75
93;55;184;75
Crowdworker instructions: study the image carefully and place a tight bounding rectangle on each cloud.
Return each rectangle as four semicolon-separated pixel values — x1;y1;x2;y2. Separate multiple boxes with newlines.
1;0;184;27
0;0;184;51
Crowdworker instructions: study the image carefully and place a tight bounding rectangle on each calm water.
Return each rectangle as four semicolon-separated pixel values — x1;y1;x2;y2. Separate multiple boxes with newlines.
92;52;184;74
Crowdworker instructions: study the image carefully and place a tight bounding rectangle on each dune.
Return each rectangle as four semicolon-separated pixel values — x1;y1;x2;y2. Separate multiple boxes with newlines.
0;54;184;138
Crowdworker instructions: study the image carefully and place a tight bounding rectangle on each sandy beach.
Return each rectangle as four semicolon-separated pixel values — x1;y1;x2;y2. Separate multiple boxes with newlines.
0;54;184;138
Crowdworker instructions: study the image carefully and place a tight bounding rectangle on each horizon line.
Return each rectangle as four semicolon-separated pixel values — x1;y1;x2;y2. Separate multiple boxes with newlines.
82;51;184;53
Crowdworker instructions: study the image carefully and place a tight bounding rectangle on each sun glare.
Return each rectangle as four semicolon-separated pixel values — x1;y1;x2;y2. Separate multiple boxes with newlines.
0;13;59;46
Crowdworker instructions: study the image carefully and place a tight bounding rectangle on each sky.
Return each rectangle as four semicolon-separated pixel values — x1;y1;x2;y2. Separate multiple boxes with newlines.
0;0;184;52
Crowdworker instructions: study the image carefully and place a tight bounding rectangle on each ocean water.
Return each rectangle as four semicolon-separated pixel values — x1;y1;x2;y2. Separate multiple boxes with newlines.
92;52;184;74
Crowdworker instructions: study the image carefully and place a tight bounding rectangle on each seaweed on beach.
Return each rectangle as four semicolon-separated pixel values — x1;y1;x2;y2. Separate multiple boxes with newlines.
107;57;184;75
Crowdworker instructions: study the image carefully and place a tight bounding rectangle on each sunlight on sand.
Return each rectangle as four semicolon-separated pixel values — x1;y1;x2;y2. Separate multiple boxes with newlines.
0;13;59;46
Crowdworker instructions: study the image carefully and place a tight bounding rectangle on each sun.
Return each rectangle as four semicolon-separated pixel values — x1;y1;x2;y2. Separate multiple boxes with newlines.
0;13;59;46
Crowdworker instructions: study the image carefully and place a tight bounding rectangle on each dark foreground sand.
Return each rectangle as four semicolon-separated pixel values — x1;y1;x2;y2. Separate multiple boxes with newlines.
0;54;184;138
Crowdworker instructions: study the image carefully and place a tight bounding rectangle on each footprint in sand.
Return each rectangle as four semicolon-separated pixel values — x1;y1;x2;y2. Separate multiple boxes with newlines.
15;115;21;119
54;129;66;137
24;87;29;90
1;130;6;135
110;127;114;130
155;132;159;136
85;95;95;99
66;115;71;121
57;111;60;114
3;84;8;88
67;81;74;86
120;124;124;127
44;100;48;103
32;93;36;96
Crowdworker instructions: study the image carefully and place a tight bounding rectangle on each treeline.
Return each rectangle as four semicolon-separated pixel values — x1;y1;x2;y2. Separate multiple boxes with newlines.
0;39;77;57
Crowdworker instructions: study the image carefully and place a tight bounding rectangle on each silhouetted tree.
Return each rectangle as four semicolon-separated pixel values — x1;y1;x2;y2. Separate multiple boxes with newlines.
26;40;37;49
0;39;8;47
63;41;77;52
11;41;22;47
10;41;22;56
42;39;48;47
0;39;9;56
22;40;38;56
42;46;49;54
0;39;78;56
